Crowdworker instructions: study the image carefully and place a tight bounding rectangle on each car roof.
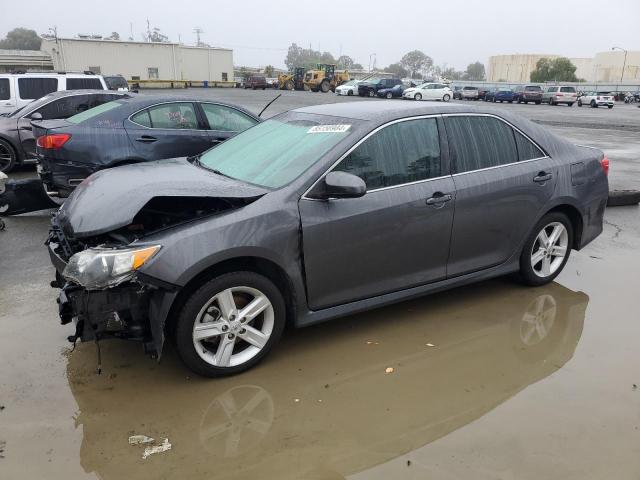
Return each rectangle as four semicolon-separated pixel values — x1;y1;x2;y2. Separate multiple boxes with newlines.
294;101;470;121
87;94;260;120
47;89;123;98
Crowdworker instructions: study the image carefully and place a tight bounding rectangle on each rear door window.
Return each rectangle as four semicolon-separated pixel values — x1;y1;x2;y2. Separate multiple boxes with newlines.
560;87;576;93
514;131;545;161
201;103;257;132
0;78;9;100
446;116;518;173
146;102;199;129
333;118;441;189
17;78;58;99
66;78;103;90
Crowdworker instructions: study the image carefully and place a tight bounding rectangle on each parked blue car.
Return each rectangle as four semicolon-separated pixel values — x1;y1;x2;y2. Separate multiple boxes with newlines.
493;88;516;103
377;84;405;99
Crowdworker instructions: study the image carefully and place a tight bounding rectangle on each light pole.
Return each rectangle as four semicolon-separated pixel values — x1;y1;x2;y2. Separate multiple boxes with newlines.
369;53;376;73
612;47;628;82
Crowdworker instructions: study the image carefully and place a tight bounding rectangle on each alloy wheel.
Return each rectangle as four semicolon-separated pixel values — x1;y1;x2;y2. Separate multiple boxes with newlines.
192;286;275;368
530;222;569;278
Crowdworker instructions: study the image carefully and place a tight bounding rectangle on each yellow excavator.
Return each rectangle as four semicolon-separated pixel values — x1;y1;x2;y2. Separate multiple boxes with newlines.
303;64;350;93
278;67;308;91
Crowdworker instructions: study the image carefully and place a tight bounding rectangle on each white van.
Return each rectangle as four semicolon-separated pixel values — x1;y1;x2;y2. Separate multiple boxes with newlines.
0;72;107;115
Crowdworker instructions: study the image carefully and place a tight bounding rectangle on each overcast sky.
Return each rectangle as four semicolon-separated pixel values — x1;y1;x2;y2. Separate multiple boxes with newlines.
3;0;638;69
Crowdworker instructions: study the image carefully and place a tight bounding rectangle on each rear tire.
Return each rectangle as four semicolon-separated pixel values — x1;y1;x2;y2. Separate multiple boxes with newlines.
175;271;286;377
518;212;573;287
368;90;375;97
607;105;613;109
0;138;17;173
443;94;450;102
590;100;597;108
567;103;573;107
578;99;583;107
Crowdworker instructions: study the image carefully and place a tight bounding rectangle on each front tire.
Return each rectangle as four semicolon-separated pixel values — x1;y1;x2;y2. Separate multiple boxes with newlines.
518;213;573;286
347;89;353;96
386;92;393;99
175;272;286;377
414;93;422;101
590;100;597;108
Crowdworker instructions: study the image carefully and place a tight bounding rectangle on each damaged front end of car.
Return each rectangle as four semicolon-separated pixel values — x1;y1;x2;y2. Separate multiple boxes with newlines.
46;159;269;363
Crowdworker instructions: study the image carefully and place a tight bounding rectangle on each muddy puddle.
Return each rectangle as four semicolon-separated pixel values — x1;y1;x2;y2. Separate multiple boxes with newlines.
56;281;585;479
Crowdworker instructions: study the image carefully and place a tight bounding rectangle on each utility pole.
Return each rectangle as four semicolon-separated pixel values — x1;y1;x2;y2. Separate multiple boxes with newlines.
612;47;628;82
129;23;133;41
193;27;204;47
146;19;151;42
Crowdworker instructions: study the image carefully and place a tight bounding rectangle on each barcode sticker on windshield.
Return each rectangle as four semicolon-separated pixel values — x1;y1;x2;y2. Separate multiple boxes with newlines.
307;125;351;134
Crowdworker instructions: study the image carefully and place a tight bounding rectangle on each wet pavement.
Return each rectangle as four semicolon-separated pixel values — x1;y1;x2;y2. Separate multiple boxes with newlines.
0;205;638;479
1;90;640;479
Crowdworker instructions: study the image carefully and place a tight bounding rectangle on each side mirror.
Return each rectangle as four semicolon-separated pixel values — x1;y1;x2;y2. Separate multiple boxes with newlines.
313;171;366;199
29;112;43;121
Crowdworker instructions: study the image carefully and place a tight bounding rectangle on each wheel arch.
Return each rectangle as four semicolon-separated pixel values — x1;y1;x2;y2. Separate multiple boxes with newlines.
164;255;297;338
543;203;584;249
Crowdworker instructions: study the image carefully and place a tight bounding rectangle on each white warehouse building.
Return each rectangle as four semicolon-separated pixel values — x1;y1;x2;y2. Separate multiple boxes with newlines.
40;38;234;83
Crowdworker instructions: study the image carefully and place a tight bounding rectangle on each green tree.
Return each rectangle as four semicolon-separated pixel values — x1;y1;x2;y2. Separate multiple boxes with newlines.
384;62;409;78
337;55;355;69
439;66;464;81
263;65;275;77
400;50;433;79
284;43;336;70
0;28;41;50
530;57;577;82
463;61;486;81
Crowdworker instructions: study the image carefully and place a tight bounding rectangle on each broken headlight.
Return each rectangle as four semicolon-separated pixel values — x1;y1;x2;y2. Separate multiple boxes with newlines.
63;245;161;290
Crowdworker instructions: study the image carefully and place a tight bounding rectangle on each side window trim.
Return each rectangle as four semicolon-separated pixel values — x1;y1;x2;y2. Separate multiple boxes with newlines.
302;114;449;200
443;113;549;176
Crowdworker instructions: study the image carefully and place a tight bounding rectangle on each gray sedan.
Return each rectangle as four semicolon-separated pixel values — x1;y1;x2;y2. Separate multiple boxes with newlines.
47;101;609;377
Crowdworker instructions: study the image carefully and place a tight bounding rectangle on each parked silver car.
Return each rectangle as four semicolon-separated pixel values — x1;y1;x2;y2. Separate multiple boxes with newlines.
542;86;577;106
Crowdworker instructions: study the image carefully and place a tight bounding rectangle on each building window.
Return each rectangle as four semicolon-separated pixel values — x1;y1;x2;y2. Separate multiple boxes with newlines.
89;66;101;74
221;72;228;82
148;68;159;80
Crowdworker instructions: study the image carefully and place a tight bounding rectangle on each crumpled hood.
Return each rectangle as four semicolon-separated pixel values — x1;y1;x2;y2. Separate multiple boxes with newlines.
58;157;269;237
403;88;417;94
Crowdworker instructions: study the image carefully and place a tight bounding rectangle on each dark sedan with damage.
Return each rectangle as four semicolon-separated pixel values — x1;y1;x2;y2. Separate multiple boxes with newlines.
32;95;260;197
47;102;609;377
0;90;128;173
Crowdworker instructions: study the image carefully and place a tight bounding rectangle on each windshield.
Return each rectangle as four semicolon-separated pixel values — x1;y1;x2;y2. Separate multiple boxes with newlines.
105;76;128;89
525;86;542;91
198;114;355;189
67;100;126;124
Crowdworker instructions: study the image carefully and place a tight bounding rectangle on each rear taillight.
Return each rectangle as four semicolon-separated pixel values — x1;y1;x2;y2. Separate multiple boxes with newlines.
600;156;610;176
36;134;71;150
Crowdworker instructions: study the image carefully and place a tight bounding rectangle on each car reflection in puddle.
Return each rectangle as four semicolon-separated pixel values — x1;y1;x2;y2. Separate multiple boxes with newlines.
66;279;587;479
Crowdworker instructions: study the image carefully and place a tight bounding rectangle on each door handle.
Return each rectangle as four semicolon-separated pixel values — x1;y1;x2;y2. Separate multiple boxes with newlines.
533;172;553;183
135;135;157;143
426;192;452;206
